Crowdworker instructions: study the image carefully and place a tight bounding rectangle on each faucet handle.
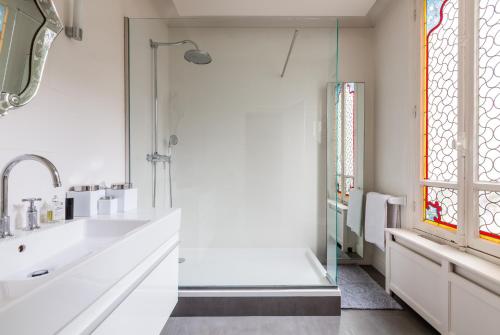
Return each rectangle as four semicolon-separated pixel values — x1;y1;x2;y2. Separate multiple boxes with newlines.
22;198;42;210
22;198;41;231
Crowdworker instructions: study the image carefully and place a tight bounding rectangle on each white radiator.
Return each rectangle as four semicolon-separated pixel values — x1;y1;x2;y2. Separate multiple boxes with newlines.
385;229;500;335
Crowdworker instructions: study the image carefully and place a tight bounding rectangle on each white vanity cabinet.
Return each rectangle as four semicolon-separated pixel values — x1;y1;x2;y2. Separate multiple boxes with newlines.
0;209;181;335
92;243;179;335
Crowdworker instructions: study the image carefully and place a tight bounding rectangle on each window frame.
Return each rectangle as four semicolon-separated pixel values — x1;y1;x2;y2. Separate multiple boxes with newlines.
467;0;500;258
416;0;466;246
415;0;500;258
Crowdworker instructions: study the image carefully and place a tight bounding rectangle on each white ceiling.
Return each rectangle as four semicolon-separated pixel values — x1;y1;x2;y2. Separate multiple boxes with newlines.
171;0;378;17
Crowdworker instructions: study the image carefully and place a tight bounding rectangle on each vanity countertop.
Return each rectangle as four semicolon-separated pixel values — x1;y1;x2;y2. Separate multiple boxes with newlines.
0;208;181;335
0;207;179;243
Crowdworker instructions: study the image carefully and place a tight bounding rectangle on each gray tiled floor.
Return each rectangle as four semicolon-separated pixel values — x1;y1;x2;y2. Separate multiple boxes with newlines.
163;266;438;335
162;310;438;335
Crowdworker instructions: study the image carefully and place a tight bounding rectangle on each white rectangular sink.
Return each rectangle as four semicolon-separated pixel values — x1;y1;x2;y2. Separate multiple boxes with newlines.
0;219;147;283
0;209;181;335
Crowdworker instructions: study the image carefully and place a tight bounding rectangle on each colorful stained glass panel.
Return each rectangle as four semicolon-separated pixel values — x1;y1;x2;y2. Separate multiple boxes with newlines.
427;0;445;33
425;0;459;183
478;191;500;243
423;0;459;230
424;186;458;229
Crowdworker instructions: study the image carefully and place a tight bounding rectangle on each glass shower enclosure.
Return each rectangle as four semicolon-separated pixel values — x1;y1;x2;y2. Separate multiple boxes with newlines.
125;18;339;291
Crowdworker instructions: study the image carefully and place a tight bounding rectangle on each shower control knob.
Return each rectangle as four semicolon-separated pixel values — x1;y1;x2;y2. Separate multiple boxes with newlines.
146;153;171;163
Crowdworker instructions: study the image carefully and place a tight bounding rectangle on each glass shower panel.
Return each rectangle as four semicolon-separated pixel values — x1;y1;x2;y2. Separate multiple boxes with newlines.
127;18;338;288
128;19;171;211
326;21;340;283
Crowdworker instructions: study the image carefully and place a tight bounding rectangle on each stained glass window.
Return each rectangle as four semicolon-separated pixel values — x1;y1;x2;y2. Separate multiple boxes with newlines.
477;0;500;242
336;83;356;203
420;0;500;252
423;0;459;230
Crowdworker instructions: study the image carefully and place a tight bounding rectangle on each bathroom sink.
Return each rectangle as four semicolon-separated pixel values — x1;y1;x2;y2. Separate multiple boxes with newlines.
0;219;147;283
0;209;181;335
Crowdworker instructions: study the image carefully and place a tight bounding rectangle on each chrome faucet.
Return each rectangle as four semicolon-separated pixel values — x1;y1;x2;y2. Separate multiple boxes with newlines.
0;155;62;238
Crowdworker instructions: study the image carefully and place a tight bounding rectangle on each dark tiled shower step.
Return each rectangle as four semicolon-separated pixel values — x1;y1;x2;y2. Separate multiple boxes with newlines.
172;295;341;317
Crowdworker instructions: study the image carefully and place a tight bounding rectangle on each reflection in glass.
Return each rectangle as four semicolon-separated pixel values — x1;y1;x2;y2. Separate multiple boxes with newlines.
327;82;365;262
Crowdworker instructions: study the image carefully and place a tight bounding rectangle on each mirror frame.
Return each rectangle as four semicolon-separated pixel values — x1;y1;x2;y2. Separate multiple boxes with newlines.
0;0;63;116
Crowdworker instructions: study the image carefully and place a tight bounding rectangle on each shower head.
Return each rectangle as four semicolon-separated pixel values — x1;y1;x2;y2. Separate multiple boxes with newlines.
184;49;212;65
169;135;179;146
151;39;212;65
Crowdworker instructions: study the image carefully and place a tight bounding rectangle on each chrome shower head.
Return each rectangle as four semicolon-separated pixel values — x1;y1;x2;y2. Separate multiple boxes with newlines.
184;49;212;65
151;39;212;65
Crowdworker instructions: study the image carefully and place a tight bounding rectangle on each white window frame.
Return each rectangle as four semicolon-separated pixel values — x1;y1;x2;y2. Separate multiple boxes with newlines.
467;0;500;258
414;0;500;258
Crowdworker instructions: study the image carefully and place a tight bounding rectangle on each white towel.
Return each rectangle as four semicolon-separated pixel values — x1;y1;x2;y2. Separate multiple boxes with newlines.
365;192;391;251
346;189;364;237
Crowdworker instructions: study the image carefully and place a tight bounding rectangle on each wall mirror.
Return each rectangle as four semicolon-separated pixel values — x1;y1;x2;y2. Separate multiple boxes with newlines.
0;0;62;116
327;82;365;263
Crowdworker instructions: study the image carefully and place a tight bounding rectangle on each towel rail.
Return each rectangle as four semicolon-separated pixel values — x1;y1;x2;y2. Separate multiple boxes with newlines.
387;196;406;229
388;196;407;206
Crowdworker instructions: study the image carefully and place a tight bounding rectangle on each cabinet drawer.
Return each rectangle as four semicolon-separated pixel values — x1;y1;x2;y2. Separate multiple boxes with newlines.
92;246;179;335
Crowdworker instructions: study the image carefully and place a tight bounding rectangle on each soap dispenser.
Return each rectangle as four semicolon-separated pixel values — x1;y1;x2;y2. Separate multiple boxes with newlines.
22;198;42;230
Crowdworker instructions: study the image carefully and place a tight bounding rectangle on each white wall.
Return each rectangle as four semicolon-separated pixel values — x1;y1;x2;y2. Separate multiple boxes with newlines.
339;29;376;194
0;0;172;230
164;27;374;259
372;0;415;273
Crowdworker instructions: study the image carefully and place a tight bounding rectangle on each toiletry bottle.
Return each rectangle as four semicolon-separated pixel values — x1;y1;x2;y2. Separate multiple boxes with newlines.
58;198;65;220
65;197;74;220
40;201;49;224
46;201;54;223
52;195;64;221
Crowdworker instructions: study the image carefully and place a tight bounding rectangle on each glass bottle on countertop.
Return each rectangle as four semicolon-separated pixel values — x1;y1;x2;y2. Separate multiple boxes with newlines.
52;195;65;222
40;201;49;223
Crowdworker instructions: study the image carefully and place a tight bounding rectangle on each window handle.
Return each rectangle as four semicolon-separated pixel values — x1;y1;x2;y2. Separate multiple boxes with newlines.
453;133;467;157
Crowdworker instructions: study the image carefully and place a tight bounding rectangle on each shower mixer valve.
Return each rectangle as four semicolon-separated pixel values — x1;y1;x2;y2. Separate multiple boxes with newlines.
146;153;171;164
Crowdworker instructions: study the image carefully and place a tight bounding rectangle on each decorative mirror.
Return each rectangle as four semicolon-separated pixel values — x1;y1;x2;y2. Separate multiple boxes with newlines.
0;0;62;116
